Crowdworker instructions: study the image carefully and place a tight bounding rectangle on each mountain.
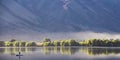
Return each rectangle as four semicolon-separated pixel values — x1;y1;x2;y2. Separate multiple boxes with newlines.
0;0;120;40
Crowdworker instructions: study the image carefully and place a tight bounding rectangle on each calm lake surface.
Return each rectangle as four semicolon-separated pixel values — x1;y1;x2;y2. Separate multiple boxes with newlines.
0;47;120;60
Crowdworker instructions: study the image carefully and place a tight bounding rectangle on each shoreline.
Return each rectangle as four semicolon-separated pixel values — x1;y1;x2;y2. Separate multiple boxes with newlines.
1;46;120;48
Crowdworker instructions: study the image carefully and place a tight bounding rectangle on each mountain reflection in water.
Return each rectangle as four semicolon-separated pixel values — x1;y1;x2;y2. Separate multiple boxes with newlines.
0;47;120;56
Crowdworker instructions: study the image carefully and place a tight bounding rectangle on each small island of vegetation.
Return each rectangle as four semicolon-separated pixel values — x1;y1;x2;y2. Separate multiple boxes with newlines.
0;38;120;47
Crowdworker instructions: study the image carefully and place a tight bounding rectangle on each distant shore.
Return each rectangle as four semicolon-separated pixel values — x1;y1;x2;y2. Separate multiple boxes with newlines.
0;38;120;47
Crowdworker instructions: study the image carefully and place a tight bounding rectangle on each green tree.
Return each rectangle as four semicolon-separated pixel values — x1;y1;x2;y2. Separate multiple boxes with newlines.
43;38;51;42
30;42;37;46
52;40;60;46
21;42;26;47
0;41;5;47
10;39;17;42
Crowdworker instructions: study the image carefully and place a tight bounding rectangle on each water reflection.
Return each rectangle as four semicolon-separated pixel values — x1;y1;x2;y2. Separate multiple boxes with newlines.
84;48;120;55
0;47;120;56
42;47;79;55
0;47;36;55
42;47;120;55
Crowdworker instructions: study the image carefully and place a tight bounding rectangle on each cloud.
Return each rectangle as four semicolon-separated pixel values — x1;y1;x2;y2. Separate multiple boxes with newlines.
61;0;71;10
0;31;120;41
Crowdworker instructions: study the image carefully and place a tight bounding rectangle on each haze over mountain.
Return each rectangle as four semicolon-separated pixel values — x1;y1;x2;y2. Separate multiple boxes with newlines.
0;0;120;41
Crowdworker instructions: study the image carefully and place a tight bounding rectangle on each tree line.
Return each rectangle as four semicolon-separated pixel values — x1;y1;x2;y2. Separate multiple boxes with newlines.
42;38;120;47
0;39;36;47
42;38;79;46
1;38;120;47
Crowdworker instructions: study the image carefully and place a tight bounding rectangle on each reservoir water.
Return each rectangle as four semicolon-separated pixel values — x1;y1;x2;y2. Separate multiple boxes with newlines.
0;47;120;60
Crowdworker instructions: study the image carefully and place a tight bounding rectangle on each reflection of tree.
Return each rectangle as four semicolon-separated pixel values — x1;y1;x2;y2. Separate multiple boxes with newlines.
0;48;5;54
42;47;120;56
42;47;79;55
1;47;120;56
0;48;36;55
85;48;120;55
